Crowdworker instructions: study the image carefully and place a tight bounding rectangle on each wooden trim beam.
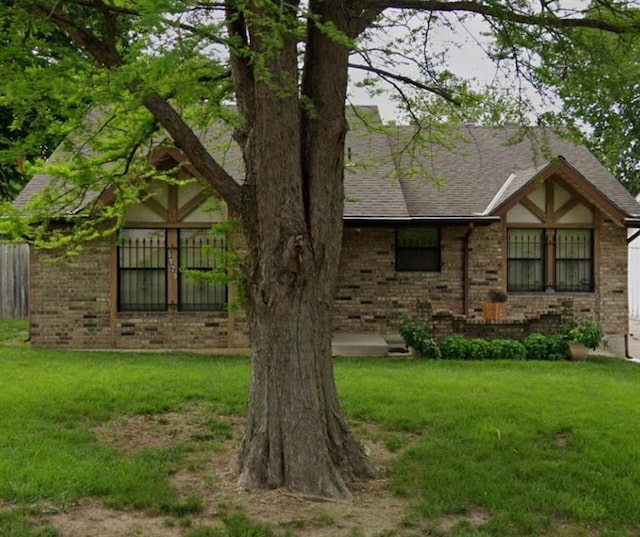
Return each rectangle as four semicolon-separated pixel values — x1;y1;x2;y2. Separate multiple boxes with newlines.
142;197;169;220
176;190;210;222
520;197;547;223
167;229;178;309
493;159;628;225
553;197;581;222
627;228;640;244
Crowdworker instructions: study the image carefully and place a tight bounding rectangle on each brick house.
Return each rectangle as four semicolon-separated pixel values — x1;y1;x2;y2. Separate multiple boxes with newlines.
14;107;640;355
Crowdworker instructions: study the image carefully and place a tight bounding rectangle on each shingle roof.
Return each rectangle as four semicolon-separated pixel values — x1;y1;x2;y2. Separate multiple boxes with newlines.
391;124;640;218
14;107;640;221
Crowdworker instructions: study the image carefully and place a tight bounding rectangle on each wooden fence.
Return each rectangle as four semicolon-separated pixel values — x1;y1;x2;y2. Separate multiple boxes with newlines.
0;243;29;319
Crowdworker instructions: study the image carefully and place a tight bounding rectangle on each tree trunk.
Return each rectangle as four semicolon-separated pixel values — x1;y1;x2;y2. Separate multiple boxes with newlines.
238;278;376;498
233;0;376;498
235;83;376;500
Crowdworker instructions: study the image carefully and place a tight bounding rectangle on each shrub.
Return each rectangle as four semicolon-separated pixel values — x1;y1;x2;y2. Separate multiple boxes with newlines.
523;333;571;361
547;335;570;361
523;333;551;360
489;338;527;360
399;319;441;359
468;338;492;361
440;336;471;360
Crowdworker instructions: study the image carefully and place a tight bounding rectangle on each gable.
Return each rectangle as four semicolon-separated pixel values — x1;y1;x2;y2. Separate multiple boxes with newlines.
504;180;594;226
493;159;626;226
124;180;226;226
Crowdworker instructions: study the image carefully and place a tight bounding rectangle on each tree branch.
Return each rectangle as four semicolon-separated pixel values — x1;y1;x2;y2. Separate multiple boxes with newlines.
348;62;462;105
141;93;242;212
25;0;243;212
225;0;256;146
360;0;640;34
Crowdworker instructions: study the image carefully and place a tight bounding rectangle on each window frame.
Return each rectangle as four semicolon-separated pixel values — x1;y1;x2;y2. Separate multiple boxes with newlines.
554;228;594;292
395;226;441;272
117;228;168;312
117;227;227;313
506;226;594;293
506;228;545;292
177;228;228;312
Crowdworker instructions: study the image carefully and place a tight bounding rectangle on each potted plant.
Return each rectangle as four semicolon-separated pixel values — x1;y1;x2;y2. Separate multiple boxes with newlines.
482;288;508;321
562;316;603;361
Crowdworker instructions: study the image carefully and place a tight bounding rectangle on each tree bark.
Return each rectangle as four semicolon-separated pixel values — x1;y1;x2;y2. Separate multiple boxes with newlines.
234;0;376;499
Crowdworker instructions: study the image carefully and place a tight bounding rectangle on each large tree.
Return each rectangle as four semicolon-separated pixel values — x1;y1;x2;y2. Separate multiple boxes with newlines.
2;0;639;499
533;24;640;195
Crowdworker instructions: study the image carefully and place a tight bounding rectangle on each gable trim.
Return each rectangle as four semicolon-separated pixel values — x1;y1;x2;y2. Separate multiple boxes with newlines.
492;158;627;225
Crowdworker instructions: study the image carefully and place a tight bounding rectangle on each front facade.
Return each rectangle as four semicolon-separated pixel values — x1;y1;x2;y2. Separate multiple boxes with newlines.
28;177;631;354
18;110;640;355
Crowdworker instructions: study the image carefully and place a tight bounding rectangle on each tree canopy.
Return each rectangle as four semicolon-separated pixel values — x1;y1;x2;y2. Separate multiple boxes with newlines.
531;25;640;195
2;0;640;499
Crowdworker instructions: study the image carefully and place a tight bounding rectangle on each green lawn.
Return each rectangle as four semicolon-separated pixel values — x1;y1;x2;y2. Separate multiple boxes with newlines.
2;320;640;536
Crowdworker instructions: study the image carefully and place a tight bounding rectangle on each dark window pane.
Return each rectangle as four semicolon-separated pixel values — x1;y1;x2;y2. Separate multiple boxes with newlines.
118;229;167;311
555;229;593;292
178;229;227;311
507;229;544;292
396;227;440;272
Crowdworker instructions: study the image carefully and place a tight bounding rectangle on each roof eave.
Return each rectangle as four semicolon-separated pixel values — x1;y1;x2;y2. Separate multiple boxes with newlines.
343;216;501;226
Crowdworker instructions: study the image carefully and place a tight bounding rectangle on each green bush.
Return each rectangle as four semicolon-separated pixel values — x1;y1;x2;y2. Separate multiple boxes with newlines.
468;338;492;361
489;338;527;360
523;333;551;360
547;335;570;361
523;333;570;361
440;336;471;360
399;319;440;359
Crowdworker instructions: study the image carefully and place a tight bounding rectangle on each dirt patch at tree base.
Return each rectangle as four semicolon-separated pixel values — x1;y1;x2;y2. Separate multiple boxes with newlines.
37;407;422;537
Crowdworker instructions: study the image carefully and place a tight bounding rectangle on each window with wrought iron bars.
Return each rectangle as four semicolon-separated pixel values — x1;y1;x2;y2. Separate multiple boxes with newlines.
507;228;593;293
117;228;227;312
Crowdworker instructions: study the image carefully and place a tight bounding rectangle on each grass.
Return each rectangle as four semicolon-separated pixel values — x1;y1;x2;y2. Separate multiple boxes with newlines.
3;320;640;535
0;319;29;345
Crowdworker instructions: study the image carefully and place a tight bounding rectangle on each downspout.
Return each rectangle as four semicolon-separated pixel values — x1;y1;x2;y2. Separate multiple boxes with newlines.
626;334;631;360
463;224;474;318
626;228;639;358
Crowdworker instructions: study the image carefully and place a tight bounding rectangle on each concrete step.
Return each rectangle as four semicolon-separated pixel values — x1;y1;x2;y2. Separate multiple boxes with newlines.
331;333;390;357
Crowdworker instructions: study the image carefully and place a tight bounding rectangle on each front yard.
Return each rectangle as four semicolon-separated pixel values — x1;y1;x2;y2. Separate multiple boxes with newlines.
2;320;640;536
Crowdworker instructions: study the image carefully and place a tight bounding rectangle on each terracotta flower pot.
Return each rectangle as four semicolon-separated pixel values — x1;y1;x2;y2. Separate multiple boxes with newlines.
568;341;588;361
482;302;504;321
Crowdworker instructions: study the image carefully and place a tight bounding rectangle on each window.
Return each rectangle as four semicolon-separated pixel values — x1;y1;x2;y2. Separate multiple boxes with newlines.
555;229;593;292
507;228;593;293
507;229;544;292
396;227;440;272
178;229;227;311
118;228;226;312
118;229;167;311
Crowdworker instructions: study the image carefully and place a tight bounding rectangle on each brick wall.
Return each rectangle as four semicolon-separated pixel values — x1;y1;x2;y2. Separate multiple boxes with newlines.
598;219;629;334
30;240;113;348
28;216;629;350
333;219;629;339
432;311;568;342
29;237;250;350
333;225;468;334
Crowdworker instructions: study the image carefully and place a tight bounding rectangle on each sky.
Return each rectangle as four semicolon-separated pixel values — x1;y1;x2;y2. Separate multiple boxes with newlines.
347;8;555;124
